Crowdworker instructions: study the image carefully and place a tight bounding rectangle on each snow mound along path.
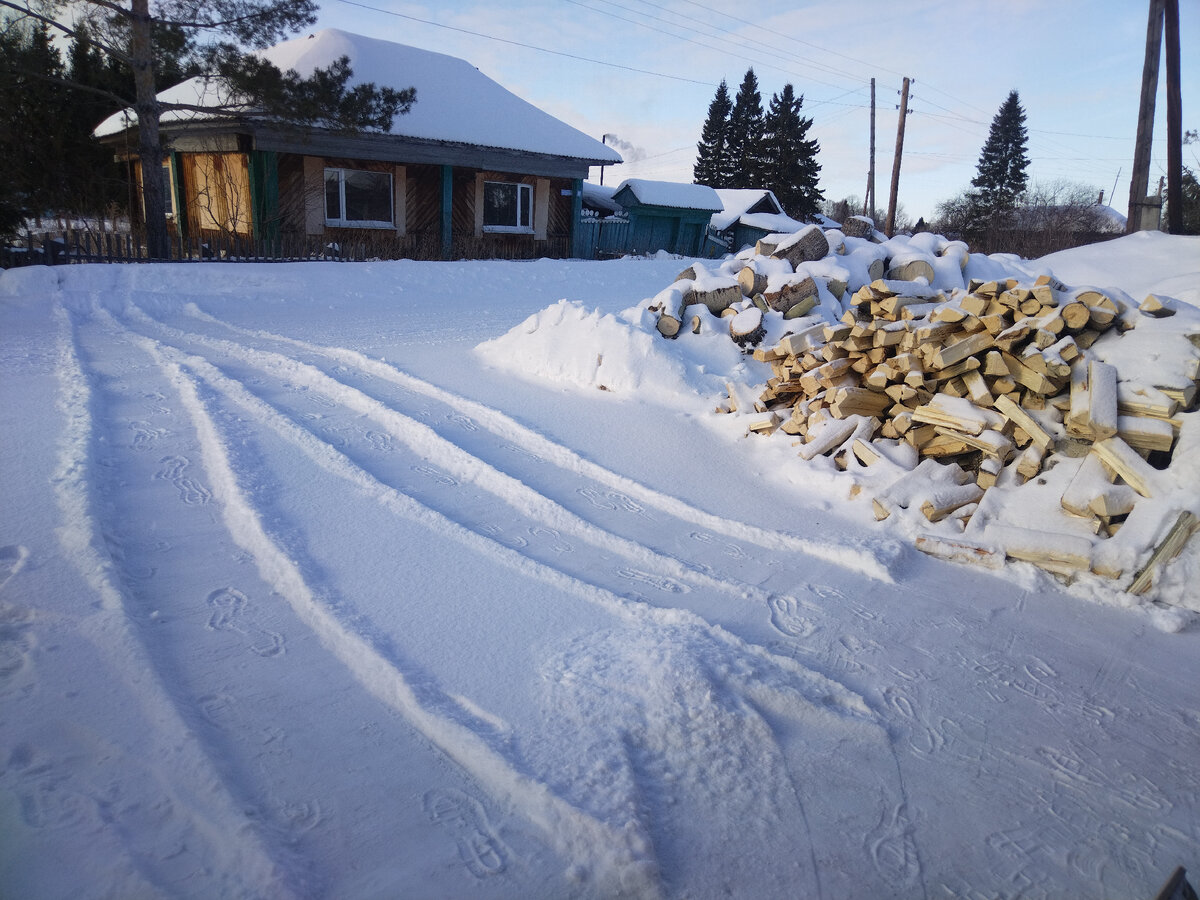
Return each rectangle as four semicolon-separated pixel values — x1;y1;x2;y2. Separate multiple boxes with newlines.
476;298;747;404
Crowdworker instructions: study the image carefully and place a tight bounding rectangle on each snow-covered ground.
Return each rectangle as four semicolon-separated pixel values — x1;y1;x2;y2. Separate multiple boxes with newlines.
1;233;1198;899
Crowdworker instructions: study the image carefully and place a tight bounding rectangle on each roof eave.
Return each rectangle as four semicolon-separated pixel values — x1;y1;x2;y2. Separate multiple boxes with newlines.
99;117;616;178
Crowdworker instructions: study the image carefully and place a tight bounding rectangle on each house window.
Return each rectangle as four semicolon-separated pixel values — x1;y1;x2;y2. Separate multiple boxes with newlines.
483;181;533;233
324;167;393;227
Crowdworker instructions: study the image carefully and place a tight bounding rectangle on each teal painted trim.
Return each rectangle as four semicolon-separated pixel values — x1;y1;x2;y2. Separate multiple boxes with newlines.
248;150;280;242
570;178;584;258
440;164;453;259
169;152;186;239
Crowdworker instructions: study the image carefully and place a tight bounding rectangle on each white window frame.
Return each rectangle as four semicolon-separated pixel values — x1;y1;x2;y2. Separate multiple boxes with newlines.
482;181;534;234
324;167;394;229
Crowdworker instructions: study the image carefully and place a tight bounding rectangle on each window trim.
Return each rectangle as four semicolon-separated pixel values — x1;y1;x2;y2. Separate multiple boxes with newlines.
324;166;394;229
482;180;534;234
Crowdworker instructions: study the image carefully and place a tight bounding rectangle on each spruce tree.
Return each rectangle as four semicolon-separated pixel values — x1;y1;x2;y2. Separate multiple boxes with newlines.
66;28;127;216
0;19;70;227
761;84;823;220
725;68;764;189
970;90;1030;217
693;79;731;186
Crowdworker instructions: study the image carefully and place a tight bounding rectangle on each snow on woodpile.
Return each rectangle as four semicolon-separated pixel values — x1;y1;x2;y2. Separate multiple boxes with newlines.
651;224;1200;606
479;225;1200;610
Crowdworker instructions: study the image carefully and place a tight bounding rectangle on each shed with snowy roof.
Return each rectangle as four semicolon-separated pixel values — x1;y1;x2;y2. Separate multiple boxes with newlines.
709;189;809;254
95;29;621;259
608;179;722;257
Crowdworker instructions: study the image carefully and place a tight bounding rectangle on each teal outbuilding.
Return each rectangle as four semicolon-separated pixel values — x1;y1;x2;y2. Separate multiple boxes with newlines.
609;180;723;256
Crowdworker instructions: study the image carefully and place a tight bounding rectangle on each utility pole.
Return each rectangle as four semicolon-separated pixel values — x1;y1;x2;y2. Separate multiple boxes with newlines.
864;78;876;219
886;77;910;238
1164;0;1182;233
1127;0;1165;232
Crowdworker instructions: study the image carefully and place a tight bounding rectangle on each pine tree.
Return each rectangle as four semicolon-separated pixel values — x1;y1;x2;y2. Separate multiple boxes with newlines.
693;79;731;186
725;68;764;189
970;90;1030;217
65;28;127;215
760;84;823;220
0;19;70;227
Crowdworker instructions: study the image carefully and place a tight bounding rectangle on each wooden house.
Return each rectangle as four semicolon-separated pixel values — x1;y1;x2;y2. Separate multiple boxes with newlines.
95;29;621;259
608;180;722;257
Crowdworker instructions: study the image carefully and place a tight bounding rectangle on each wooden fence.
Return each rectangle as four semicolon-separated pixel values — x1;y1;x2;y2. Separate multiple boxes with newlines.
1;228;576;267
575;218;632;259
0;229;433;267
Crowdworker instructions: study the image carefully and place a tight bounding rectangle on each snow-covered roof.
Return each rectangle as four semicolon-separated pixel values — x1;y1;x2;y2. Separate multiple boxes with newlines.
581;182;623;215
612;179;723;211
96;29;621;164
710;189;784;231
1093;204;1128;233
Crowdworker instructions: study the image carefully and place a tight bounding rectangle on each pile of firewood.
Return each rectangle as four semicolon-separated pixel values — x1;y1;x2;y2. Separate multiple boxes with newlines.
645;226;1200;593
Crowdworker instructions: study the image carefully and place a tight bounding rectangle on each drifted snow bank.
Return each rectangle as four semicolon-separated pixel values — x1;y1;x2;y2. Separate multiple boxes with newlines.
476;229;1200;620
476;298;754;403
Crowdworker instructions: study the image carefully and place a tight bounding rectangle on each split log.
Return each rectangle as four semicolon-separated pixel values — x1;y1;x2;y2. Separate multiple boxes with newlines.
1092;436;1158;497
1085;360;1118;439
994;394;1054;452
828;387;892;419
930;331;994;370
1117;415;1175;453
1138;293;1175;318
914;534;1004;569
776;323;828;356
1129;511;1200;595
797;416;860;460
920;482;984;522
1014;442;1047;480
1060;453;1113;518
912;396;1003;436
747;412;782;434
987;524;1094;572
1089;484;1138;518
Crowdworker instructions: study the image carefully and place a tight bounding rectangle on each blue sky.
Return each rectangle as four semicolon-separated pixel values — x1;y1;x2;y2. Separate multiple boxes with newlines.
310;0;1198;222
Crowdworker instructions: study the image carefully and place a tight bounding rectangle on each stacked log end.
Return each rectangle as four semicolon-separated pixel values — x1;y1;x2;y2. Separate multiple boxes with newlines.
740;273;1199;590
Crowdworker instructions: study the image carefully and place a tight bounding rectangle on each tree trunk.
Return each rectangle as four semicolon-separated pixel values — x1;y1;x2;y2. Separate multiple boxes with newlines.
130;0;167;258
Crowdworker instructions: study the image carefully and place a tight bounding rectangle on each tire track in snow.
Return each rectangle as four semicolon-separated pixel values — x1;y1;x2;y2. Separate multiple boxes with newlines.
50;303;303;899
120;305;875;626
113;311;896;898
177;303;897;583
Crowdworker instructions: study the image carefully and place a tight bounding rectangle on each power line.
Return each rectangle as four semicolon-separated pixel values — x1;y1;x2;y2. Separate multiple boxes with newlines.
599;0;873;87
672;0;910;83
334;0;717;87
564;0;868;96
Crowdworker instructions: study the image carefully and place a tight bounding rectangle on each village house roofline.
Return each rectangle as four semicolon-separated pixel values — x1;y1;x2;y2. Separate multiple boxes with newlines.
95;28;622;170
612;179;723;212
99;115;611;180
